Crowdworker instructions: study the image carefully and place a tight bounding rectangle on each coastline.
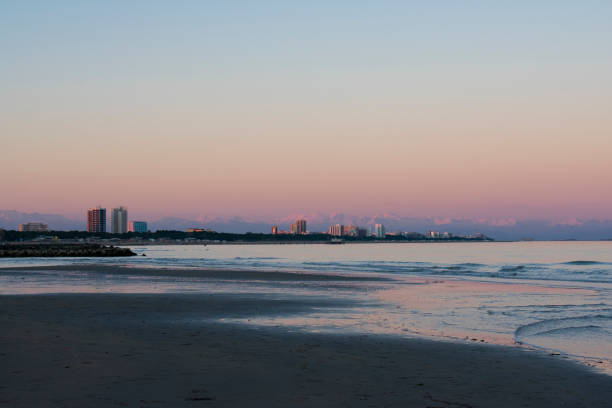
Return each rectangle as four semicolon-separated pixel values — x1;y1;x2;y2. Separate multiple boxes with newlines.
2;239;497;246
2;291;611;407
1;263;611;406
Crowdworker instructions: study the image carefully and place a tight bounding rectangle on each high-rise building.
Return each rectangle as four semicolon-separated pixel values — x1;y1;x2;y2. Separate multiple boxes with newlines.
128;221;148;233
374;223;386;238
271;225;278;235
87;207;106;233
290;219;307;235
111;206;128;234
19;222;49;232
328;224;344;236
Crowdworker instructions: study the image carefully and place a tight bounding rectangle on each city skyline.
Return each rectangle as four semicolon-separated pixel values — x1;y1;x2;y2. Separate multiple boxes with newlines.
2;2;611;222
2;207;612;241
4;207;486;240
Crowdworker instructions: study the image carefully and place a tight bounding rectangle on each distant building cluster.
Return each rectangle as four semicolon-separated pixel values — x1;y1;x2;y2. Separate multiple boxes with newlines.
87;206;147;234
427;230;453;239
271;219;308;235
266;221;486;241
290;219;307;235
270;221;462;240
328;224;368;238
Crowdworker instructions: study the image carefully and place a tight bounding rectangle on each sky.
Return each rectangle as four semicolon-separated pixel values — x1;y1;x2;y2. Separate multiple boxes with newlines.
1;1;611;221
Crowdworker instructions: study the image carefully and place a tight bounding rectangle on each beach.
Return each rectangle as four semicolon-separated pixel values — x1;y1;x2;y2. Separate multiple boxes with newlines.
1;263;612;407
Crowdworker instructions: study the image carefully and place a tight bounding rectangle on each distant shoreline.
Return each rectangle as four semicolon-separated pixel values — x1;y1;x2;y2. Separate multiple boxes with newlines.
1;238;496;247
3;239;611;248
0;229;493;245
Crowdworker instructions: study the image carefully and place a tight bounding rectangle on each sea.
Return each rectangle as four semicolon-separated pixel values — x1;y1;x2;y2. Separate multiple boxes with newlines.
1;241;611;372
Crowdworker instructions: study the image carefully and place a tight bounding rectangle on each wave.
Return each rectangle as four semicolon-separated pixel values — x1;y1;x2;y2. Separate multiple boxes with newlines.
233;257;283;260
527;325;605;337
515;314;612;340
95;251;612;284
499;265;525;272
562;260;608;265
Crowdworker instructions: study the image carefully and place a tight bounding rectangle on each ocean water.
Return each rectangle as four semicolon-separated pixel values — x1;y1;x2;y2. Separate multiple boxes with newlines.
1;242;611;370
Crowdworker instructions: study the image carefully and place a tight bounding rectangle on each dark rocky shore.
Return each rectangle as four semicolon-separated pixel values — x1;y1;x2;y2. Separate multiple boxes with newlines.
0;243;136;257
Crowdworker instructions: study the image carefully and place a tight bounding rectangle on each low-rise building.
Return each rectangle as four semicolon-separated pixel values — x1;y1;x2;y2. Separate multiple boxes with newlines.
19;222;49;232
128;221;148;233
186;228;205;233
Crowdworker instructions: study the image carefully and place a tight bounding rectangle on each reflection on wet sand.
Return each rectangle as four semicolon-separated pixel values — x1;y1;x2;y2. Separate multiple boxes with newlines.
1;263;611;374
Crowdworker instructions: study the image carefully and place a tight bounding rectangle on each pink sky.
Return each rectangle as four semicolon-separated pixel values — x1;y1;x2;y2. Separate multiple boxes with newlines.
2;3;611;221
3;90;611;220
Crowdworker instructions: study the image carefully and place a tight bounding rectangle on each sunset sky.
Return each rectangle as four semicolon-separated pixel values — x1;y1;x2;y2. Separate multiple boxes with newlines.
2;1;611;220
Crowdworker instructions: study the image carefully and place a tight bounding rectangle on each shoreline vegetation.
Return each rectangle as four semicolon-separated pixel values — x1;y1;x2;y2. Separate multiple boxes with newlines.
0;229;492;245
0;243;136;257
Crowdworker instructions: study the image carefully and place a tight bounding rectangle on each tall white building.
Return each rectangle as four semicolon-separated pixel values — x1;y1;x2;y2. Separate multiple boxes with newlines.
328;224;344;236
374;223;386;238
111;206;128;234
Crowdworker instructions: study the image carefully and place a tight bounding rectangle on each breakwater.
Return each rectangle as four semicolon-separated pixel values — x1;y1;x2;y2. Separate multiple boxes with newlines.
0;244;136;257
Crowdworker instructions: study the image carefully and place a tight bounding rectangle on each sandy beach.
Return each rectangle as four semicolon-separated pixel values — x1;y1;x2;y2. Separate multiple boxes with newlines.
1;265;611;407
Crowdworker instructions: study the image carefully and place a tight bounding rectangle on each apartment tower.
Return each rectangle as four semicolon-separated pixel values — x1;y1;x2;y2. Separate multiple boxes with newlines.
87;207;106;233
374;223;386;238
111;206;128;234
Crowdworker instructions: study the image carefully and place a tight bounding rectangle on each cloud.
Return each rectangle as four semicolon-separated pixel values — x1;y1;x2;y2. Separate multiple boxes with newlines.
553;218;584;226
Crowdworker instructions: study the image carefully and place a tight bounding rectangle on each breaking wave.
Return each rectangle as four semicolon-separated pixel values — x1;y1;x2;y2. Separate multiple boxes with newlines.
515;315;612;358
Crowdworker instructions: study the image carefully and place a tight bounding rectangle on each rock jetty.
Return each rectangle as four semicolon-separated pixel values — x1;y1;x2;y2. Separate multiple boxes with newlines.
0;244;137;258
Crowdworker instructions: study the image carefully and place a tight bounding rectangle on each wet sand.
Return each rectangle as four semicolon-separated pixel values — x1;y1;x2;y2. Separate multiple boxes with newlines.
1;266;611;407
0;263;392;281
